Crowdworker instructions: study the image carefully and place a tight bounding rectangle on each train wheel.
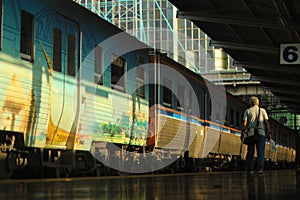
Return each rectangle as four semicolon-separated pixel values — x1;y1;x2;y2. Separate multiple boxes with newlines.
65;167;72;178
55;166;72;178
0;151;16;179
55;167;62;178
6;152;17;172
212;154;230;170
95;166;101;176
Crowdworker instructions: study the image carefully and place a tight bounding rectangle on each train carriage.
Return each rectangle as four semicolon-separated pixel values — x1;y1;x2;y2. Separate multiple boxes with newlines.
148;52;296;171
0;0;151;178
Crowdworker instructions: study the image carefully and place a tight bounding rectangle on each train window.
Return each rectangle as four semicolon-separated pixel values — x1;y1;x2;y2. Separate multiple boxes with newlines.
162;78;172;107
215;102;221;121
225;108;230;125
53;28;62;72
94;45;103;85
188;89;193;113
68;34;76;77
198;88;205;119
20;10;34;62
230;109;234;125
136;67;145;99
177;85;185;111
111;54;126;92
235;111;240;127
206;93;212;120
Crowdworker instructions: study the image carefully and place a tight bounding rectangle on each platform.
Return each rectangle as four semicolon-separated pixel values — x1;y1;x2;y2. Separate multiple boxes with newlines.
0;169;299;199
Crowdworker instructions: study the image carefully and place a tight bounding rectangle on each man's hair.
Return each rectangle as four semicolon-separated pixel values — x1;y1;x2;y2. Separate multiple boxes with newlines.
249;96;259;106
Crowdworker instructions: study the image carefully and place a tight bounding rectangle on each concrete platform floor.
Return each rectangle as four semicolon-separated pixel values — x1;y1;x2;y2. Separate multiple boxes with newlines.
0;169;299;200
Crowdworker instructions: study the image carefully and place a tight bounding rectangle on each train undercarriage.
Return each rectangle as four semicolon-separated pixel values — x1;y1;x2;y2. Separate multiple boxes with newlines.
0;131;296;179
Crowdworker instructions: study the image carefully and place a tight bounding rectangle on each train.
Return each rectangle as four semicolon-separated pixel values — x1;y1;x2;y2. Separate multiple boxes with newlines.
0;0;296;179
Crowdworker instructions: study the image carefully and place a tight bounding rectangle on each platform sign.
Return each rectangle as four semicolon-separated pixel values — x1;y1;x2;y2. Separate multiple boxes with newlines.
280;43;300;65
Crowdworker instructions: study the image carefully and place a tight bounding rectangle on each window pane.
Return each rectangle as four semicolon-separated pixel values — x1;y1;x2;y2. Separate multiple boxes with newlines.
230;109;234;125
53;28;62;72
163;78;172;107
68;34;76;76
20;10;34;61
111;55;125;92
177;85;185;111
136;67;145;98
215;102;221;121
235;111;240;127
94;45;103;85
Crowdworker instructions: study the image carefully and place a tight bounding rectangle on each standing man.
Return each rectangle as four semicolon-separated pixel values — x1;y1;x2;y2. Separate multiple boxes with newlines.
241;96;271;174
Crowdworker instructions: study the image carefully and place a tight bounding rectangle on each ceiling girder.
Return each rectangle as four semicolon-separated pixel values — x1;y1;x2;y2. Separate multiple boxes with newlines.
234;61;300;73
253;76;300;87
265;87;300;95
281;102;300;109
177;11;300;31
275;96;300;102
210;40;278;54
273;0;300;41
288;108;300;114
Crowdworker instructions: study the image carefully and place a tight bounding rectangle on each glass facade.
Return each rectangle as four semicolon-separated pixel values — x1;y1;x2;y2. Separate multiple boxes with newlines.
74;0;236;75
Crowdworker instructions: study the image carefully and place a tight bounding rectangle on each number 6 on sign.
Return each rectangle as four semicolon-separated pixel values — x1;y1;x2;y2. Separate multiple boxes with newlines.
280;43;300;64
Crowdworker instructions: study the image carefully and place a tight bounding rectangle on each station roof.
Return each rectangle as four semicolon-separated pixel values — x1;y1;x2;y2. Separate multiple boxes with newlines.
169;0;300;114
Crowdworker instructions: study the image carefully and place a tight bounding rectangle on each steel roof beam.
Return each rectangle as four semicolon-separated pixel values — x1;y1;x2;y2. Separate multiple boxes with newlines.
280;102;300;109
253;76;300;86
176;11;300;31
235;61;300;73
288;108;300;114
275;96;300;102
210;40;278;55
265;86;300;95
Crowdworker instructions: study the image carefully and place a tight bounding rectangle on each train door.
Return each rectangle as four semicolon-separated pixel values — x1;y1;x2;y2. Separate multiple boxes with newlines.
46;14;80;149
